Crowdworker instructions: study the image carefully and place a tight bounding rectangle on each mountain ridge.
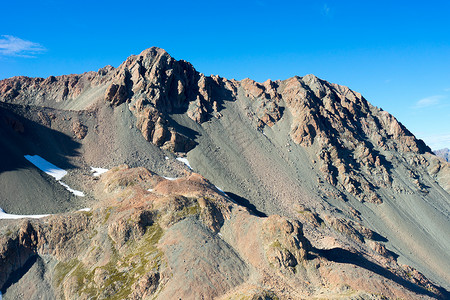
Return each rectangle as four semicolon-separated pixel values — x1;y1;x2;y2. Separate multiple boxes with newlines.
0;47;449;299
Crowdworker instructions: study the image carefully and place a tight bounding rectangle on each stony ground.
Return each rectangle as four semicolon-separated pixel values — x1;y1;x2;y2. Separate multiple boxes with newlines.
1;166;448;299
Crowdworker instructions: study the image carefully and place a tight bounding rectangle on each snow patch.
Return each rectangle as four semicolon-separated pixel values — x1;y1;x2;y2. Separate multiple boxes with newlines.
59;182;85;197
164;156;169;160
147;188;154;192
78;208;91;212
214;185;227;195
176;157;192;170
24;155;67;180
90;167;109;177
163;176;177;181
0;207;50;220
0;207;91;220
24;155;86;197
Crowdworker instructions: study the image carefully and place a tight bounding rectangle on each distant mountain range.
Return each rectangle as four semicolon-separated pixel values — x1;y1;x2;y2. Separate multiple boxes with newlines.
434;148;450;162
0;47;449;299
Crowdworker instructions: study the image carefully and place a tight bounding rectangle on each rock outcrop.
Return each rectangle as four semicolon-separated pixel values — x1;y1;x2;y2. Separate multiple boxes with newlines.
0;166;447;299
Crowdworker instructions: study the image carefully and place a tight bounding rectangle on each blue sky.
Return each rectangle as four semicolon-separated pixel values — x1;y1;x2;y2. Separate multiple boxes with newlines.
1;0;449;149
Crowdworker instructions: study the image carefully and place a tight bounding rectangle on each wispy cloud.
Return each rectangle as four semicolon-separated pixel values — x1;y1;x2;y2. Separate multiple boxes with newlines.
0;35;46;58
322;3;331;16
413;95;444;109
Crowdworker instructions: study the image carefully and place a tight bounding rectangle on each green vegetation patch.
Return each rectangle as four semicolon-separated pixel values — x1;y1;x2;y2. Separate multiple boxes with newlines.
172;201;201;219
98;223;165;299
54;258;80;287
103;206;113;224
79;209;93;218
270;240;282;249
54;223;165;299
158;196;202;226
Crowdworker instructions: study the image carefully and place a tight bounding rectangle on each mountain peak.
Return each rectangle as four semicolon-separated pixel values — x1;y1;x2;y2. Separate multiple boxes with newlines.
0;48;449;298
139;46;168;56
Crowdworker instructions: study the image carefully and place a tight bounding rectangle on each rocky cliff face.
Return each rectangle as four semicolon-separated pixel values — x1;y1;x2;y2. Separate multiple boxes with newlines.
0;48;228;153
0;47;449;299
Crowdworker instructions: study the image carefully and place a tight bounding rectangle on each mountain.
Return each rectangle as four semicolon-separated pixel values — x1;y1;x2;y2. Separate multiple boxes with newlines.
434;148;450;162
0;47;449;299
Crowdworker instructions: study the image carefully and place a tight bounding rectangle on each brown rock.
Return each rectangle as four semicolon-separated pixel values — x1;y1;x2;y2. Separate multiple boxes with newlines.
262;215;311;270
130;272;160;299
105;83;128;106
72;121;88;139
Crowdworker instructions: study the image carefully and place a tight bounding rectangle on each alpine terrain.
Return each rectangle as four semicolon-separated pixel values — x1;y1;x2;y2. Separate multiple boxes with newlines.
0;47;449;299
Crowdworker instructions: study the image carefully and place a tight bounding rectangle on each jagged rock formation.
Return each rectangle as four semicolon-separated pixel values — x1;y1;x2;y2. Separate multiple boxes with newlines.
0;47;437;204
0;47;449;298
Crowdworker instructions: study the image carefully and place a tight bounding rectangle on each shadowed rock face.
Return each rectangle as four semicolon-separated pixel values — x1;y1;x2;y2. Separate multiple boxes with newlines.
0;47;449;298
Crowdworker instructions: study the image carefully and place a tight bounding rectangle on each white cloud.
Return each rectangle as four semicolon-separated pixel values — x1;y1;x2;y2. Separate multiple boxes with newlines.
0;35;46;57
413;95;444;109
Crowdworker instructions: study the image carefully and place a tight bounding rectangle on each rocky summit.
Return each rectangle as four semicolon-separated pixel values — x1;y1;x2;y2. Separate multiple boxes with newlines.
0;47;449;299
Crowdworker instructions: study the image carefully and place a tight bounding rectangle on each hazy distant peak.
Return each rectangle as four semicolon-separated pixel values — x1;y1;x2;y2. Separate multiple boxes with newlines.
434;148;450;162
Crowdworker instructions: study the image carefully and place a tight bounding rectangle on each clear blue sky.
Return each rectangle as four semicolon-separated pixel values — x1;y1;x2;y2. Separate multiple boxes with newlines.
1;0;449;149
